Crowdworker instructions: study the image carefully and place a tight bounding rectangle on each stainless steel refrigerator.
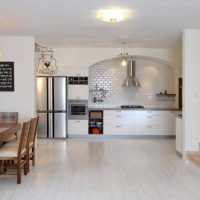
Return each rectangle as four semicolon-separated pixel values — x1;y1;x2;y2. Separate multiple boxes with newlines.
37;76;67;138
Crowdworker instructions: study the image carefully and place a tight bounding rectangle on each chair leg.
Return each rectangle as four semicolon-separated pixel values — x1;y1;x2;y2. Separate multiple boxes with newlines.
0;161;3;174
24;164;27;176
24;154;28;175
27;150;30;173
32;145;35;166
17;159;21;184
3;161;7;173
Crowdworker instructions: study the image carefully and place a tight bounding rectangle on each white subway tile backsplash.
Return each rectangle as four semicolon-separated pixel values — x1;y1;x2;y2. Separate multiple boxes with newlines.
89;58;176;108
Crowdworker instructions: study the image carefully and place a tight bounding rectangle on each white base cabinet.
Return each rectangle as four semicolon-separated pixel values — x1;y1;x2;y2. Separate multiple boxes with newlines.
176;117;183;154
165;111;176;135
68;120;88;135
103;110;176;135
104;110;134;135
135;111;165;135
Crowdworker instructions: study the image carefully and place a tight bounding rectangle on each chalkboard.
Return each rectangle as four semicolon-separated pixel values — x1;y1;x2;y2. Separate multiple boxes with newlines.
0;62;14;91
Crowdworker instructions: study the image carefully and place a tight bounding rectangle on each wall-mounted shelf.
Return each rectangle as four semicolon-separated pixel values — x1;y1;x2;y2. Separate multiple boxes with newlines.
156;94;176;97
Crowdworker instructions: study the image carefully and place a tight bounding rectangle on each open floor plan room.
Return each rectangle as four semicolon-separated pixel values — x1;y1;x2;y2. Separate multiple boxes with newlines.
1;0;200;199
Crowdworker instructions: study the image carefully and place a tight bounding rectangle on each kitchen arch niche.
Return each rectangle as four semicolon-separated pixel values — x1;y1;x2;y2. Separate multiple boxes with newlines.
88;55;176;108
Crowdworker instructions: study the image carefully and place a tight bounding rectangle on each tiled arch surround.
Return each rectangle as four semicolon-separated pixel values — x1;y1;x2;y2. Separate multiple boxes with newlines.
89;57;177;108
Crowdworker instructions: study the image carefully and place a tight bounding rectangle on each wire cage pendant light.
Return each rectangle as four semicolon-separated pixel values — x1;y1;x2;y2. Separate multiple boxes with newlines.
36;43;58;75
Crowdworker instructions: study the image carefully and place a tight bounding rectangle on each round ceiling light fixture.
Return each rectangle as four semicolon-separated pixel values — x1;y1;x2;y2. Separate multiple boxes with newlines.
97;8;129;23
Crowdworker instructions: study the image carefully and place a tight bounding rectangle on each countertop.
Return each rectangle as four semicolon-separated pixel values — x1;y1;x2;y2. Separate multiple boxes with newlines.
88;107;182;111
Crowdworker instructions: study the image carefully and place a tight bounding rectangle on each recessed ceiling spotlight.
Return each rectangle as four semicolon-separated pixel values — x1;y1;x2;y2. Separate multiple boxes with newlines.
97;8;129;23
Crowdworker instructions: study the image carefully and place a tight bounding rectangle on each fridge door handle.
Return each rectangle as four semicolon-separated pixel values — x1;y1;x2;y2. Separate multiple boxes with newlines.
48;77;53;111
48;113;53;138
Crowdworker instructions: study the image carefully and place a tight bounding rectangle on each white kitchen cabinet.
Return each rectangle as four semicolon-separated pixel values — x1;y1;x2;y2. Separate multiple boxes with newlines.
104;124;134;135
134;111;165;135
103;110;176;136
176;117;183;154
135;115;165;126
135;110;164;116
68;85;89;100
135;124;165;135
165;111;176;135
104;110;134;135
68;120;88;135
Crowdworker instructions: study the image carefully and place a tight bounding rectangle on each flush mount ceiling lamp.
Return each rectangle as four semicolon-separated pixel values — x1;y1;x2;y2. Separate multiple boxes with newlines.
36;43;58;75
97;8;129;23
120;41;128;67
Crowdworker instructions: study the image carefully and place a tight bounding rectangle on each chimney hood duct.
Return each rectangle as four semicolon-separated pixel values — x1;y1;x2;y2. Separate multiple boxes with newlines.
122;61;140;87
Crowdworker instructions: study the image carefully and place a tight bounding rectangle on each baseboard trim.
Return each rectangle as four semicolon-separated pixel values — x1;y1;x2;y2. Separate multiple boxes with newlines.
67;135;176;139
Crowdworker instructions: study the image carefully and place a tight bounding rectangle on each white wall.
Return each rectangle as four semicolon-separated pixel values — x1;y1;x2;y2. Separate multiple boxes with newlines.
50;47;181;72
183;30;200;152
37;47;180;107
0;36;36;122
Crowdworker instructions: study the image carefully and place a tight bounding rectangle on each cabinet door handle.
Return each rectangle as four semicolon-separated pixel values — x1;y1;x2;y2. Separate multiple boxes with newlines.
116;125;121;128
116;116;121;118
147;111;152;113
116;110;121;113
76;120;80;123
147;116;152;119
147;125;152;128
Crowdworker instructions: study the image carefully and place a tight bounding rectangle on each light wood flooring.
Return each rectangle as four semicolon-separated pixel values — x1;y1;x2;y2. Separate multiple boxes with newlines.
1;138;200;200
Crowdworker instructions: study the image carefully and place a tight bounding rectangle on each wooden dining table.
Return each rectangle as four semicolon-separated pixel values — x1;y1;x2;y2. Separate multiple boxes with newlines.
0;123;21;147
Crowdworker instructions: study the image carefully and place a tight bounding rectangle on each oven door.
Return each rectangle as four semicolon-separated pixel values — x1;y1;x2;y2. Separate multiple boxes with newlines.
68;100;88;120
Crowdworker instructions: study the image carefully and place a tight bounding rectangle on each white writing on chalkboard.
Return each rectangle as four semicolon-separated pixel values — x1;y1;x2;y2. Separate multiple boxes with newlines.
0;62;14;91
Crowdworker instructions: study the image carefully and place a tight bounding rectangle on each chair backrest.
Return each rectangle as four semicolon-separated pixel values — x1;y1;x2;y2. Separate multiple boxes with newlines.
28;116;39;146
0;112;18;124
17;121;31;157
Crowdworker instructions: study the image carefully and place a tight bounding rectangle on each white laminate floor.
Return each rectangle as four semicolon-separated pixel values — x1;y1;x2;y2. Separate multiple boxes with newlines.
1;138;200;200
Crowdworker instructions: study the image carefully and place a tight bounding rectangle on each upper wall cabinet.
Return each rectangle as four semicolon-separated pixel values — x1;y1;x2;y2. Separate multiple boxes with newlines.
68;85;89;100
68;77;89;100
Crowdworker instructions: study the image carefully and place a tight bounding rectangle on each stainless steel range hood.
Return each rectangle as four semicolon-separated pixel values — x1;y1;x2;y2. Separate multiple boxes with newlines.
122;61;140;87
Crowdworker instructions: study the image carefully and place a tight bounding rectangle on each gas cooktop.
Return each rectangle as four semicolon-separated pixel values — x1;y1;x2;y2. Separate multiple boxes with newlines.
120;105;144;109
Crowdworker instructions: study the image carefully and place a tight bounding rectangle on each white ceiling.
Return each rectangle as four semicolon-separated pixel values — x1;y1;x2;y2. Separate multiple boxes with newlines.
0;0;200;48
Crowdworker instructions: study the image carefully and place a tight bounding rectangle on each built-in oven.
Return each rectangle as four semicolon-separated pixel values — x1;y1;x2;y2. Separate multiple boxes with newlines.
68;100;88;120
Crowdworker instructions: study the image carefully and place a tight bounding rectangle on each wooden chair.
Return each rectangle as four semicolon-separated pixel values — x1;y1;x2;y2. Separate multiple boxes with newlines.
0;112;18;142
27;116;39;173
0;112;18;124
0;121;30;184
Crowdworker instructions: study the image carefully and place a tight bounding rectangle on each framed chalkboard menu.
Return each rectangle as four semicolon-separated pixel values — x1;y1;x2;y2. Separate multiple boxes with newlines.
0;62;14;91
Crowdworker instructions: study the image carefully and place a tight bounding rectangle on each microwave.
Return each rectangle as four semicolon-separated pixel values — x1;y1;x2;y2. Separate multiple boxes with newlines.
68;100;88;120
